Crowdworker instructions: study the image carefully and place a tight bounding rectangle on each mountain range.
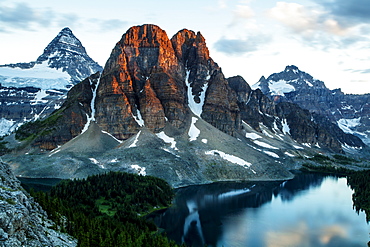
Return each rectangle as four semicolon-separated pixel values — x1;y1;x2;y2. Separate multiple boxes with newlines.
1;24;369;188
0;27;102;136
253;65;370;146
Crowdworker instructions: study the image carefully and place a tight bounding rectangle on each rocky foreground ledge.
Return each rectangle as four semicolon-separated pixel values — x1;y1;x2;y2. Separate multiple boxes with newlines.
0;161;76;247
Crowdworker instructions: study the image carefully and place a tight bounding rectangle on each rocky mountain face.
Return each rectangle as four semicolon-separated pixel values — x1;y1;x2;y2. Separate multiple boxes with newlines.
228;75;363;153
0;27;102;137
4;24;368;187
0;161;76;246
95;25;238;140
35;27;102;84
253;65;370;146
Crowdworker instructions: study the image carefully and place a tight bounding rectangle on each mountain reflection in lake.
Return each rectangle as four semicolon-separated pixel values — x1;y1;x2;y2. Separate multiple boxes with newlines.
154;173;369;247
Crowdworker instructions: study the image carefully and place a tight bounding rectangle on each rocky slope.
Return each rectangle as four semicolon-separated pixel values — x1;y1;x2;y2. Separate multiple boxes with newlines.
3;24;368;187
253;65;370;146
0;27;102;137
0;161;76;246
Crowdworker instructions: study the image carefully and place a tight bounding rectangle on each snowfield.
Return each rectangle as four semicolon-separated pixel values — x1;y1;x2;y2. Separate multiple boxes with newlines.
337;118;362;135
0;118;18;136
0;61;71;90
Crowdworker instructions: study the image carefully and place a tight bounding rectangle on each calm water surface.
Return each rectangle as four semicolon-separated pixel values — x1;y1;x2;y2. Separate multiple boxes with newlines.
155;173;369;247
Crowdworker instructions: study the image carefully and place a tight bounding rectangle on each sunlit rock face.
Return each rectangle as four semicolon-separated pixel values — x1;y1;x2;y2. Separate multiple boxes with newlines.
95;24;186;139
95;24;240;139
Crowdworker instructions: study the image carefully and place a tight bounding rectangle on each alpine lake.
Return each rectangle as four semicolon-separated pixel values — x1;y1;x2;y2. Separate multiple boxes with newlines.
151;172;369;247
19;172;369;247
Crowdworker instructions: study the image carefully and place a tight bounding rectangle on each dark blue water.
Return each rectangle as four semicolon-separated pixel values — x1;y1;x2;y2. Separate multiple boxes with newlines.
155;173;369;247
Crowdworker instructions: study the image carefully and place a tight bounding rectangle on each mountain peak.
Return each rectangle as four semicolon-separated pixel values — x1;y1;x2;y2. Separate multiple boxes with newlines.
37;27;86;63
60;27;73;33
284;65;300;73
34;27;102;83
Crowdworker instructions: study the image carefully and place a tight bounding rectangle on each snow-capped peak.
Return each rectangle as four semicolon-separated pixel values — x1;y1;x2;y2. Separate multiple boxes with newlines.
253;65;327;97
0;27;102;89
37;27;86;62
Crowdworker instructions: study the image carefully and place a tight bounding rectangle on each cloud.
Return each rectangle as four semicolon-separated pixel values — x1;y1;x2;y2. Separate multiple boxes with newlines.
218;0;227;9
346;68;370;74
0;2;54;31
267;2;370;51
89;18;129;32
214;34;271;55
234;5;255;19
0;2;127;34
315;0;370;25
268;2;348;36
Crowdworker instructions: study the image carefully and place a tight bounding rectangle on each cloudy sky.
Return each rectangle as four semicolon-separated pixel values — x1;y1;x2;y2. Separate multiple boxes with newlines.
1;0;369;93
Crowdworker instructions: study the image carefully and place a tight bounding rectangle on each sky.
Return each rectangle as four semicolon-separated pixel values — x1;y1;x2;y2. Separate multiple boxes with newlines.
0;0;370;94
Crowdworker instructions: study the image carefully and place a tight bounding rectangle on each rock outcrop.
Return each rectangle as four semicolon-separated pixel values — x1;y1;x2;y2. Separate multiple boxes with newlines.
0;161;76;246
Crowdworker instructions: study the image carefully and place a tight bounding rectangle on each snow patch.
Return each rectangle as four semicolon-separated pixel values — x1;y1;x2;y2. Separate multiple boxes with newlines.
129;131;141;148
156;131;178;150
133;109;144;127
186;70;208;117
245;132;261;140
101;130;123;143
293;145;304;150
268;79;295;96
89;158;98;164
0;118;17;136
161;147;181;157
89;158;105;169
131;165;146;176
305;79;313;87
188;117;200;141
261;128;274;138
30;89;49;105
281;119;290;135
205;150;254;172
284;152;295;157
201;139;208;144
263;151;279;158
81;76;101;134
253;140;279;149
342;143;363;152
337;118;361;134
